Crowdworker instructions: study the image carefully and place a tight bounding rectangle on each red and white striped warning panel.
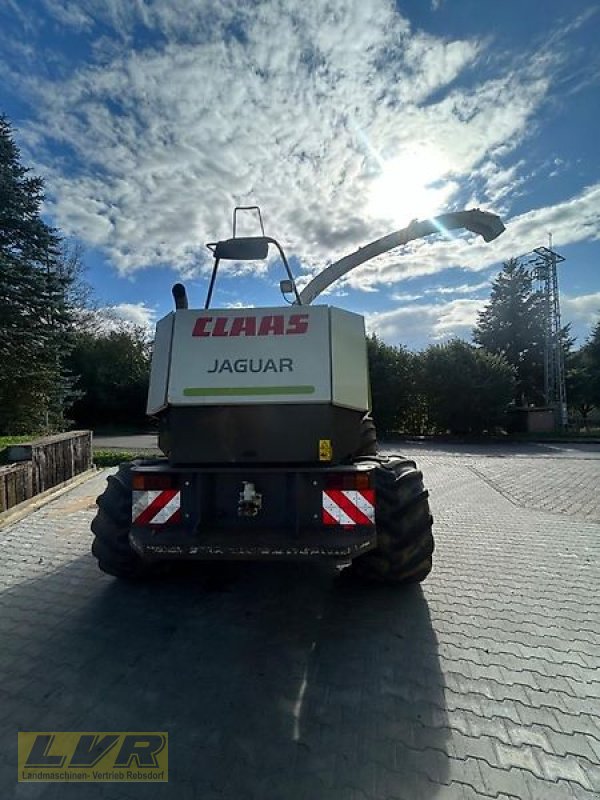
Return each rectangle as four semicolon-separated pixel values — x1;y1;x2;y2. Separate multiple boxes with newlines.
132;489;182;526
322;489;375;526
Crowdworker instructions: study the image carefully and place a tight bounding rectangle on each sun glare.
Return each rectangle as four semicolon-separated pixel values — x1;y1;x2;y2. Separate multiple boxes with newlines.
367;146;455;227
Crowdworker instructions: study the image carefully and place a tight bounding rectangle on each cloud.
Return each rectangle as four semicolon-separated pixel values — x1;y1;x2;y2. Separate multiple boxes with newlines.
4;0;582;283
562;292;600;329
365;284;600;351
474;160;527;210
101;302;157;330
433;298;483;335
390;292;424;302
41;0;94;32
366;297;483;348
424;280;490;296
222;301;256;309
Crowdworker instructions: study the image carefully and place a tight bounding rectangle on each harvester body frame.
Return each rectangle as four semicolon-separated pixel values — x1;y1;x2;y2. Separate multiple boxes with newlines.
92;208;505;580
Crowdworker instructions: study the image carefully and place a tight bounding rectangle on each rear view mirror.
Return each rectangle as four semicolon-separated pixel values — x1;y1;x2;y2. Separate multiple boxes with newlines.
213;237;269;261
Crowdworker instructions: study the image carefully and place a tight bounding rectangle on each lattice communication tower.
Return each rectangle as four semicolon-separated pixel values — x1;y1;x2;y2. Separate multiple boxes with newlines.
528;241;567;426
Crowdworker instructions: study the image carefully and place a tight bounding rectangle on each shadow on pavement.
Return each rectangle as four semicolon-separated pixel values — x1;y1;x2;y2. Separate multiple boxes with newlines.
1;557;449;799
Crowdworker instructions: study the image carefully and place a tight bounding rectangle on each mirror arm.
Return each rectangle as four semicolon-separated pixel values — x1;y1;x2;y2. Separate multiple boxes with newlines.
266;238;302;305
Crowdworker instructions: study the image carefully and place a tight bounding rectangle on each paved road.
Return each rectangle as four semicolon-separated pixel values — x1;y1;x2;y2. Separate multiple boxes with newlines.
93;433;160;451
1;444;599;798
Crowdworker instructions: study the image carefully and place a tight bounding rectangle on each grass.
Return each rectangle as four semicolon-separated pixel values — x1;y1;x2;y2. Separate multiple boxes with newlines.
1;435;159;468
1;440;156;469
93;450;163;467
0;435;33;449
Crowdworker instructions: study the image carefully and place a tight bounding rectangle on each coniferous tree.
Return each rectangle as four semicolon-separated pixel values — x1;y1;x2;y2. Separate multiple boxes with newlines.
0;115;77;433
473;259;546;405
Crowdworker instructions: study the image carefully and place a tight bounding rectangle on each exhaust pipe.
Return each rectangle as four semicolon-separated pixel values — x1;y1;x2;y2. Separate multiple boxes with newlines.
172;283;188;310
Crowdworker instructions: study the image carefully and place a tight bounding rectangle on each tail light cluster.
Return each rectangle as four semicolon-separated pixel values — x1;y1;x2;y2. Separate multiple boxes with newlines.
324;471;373;490
132;472;179;491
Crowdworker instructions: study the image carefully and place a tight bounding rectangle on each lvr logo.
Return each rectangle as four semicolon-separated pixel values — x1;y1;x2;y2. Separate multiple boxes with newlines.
24;733;166;768
18;732;169;781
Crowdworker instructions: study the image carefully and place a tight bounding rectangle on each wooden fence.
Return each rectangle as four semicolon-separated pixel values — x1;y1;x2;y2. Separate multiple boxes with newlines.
0;431;92;514
0;462;34;513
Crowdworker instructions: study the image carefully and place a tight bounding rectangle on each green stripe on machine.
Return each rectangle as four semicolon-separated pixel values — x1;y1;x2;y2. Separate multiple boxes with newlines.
183;386;315;396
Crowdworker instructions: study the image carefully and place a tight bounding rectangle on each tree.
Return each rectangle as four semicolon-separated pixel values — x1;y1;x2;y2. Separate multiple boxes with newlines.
67;322;151;430
566;351;594;428
567;319;600;427
367;334;419;434
418;339;516;434
585;319;600;407
473;259;546;405
0;115;78;433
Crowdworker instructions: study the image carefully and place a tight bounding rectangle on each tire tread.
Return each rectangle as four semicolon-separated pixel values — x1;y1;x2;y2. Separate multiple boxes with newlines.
351;454;434;584
91;461;150;579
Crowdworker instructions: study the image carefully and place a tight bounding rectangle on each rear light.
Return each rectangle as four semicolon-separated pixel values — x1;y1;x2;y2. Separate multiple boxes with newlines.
325;472;372;490
132;472;179;491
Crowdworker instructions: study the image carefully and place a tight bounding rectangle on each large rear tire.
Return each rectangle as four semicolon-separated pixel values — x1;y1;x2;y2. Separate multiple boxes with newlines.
91;461;151;579
351;455;434;584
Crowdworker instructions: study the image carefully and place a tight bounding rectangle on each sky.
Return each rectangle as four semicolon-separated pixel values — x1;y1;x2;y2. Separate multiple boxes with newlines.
1;0;599;349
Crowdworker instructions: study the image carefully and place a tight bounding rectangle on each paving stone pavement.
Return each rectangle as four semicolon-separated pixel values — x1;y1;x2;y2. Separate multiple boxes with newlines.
0;445;599;800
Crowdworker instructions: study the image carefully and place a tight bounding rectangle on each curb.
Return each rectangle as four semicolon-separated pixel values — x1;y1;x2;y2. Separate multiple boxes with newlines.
0;468;98;529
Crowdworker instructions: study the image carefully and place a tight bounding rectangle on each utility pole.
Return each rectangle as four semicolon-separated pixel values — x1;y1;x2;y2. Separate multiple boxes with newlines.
528;236;567;428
